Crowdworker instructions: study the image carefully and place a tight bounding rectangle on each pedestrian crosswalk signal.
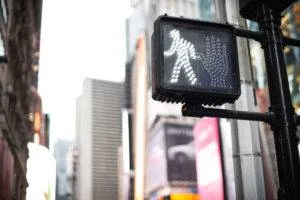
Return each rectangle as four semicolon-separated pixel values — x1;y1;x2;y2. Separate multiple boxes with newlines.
152;15;241;106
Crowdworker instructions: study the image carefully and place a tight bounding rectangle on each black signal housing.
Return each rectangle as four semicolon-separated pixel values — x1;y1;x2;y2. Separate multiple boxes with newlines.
152;15;240;106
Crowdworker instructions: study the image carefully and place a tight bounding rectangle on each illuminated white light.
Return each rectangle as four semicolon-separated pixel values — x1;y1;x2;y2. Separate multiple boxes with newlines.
165;29;231;88
204;36;229;88
164;29;198;85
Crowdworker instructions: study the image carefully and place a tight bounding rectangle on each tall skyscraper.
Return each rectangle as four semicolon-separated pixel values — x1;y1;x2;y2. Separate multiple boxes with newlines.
76;78;123;200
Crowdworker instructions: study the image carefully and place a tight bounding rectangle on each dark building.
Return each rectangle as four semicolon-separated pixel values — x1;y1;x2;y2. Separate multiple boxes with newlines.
0;0;43;199
41;113;50;148
124;59;134;200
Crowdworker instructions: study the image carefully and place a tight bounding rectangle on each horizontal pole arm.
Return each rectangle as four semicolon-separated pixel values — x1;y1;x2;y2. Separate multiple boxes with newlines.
234;27;300;48
282;37;300;47
182;104;275;123
235;27;265;42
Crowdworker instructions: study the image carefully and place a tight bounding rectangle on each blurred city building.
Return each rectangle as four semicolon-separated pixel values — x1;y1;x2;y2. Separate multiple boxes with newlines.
0;0;43;199
54;139;73;200
70;148;78;200
121;58;135;200
40;113;50;148
76;79;123;200
31;107;50;147
118;145;131;200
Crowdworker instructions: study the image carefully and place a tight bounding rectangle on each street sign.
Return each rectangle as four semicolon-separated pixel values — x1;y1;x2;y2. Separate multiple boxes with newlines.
152;15;240;106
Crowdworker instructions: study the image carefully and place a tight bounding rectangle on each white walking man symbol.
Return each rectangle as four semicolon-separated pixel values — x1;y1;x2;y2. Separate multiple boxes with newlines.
164;29;199;85
164;29;230;88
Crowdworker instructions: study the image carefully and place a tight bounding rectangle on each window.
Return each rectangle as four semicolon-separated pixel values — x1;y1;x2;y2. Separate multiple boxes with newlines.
198;0;216;21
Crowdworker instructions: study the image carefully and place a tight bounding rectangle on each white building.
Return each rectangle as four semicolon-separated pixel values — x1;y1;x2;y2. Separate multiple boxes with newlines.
26;143;56;200
76;78;123;200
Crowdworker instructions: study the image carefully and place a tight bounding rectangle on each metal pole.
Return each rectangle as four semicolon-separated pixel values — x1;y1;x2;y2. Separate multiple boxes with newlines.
235;28;265;42
182;105;275;123
283;37;300;47
257;4;300;200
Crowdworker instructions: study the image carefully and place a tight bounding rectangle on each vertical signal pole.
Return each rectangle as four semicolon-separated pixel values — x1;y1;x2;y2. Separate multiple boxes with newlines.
257;4;300;199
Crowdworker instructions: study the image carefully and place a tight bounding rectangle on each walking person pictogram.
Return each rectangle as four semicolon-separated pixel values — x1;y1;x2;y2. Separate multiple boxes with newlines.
165;29;230;88
164;29;200;85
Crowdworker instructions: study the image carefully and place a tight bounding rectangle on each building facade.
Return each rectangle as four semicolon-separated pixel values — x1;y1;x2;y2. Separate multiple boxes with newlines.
76;78;123;200
0;0;43;199
125;1;200;199
54;140;73;200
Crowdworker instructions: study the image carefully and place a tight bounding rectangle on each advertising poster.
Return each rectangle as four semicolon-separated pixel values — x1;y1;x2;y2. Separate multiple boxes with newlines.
164;123;197;182
193;117;224;200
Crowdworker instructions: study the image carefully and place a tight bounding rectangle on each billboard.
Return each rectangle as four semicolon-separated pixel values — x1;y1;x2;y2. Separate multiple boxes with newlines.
164;123;197;182
193;117;224;200
147;121;197;195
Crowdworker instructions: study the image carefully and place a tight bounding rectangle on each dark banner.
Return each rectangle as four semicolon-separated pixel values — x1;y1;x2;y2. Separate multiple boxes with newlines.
164;123;197;182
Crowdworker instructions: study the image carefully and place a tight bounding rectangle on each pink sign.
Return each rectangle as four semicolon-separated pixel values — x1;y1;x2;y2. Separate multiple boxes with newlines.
193;117;224;200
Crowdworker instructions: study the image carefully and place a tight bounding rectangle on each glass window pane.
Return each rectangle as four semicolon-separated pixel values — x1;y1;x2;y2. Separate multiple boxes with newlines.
198;0;216;21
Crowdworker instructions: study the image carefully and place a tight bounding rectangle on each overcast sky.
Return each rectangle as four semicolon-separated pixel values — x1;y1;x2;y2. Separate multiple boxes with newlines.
38;0;132;149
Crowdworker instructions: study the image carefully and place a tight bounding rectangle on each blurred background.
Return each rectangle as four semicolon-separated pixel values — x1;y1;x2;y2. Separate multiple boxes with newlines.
0;0;300;200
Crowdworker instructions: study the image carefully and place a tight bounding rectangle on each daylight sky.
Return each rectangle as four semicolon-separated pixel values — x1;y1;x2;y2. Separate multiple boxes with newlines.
38;0;132;149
